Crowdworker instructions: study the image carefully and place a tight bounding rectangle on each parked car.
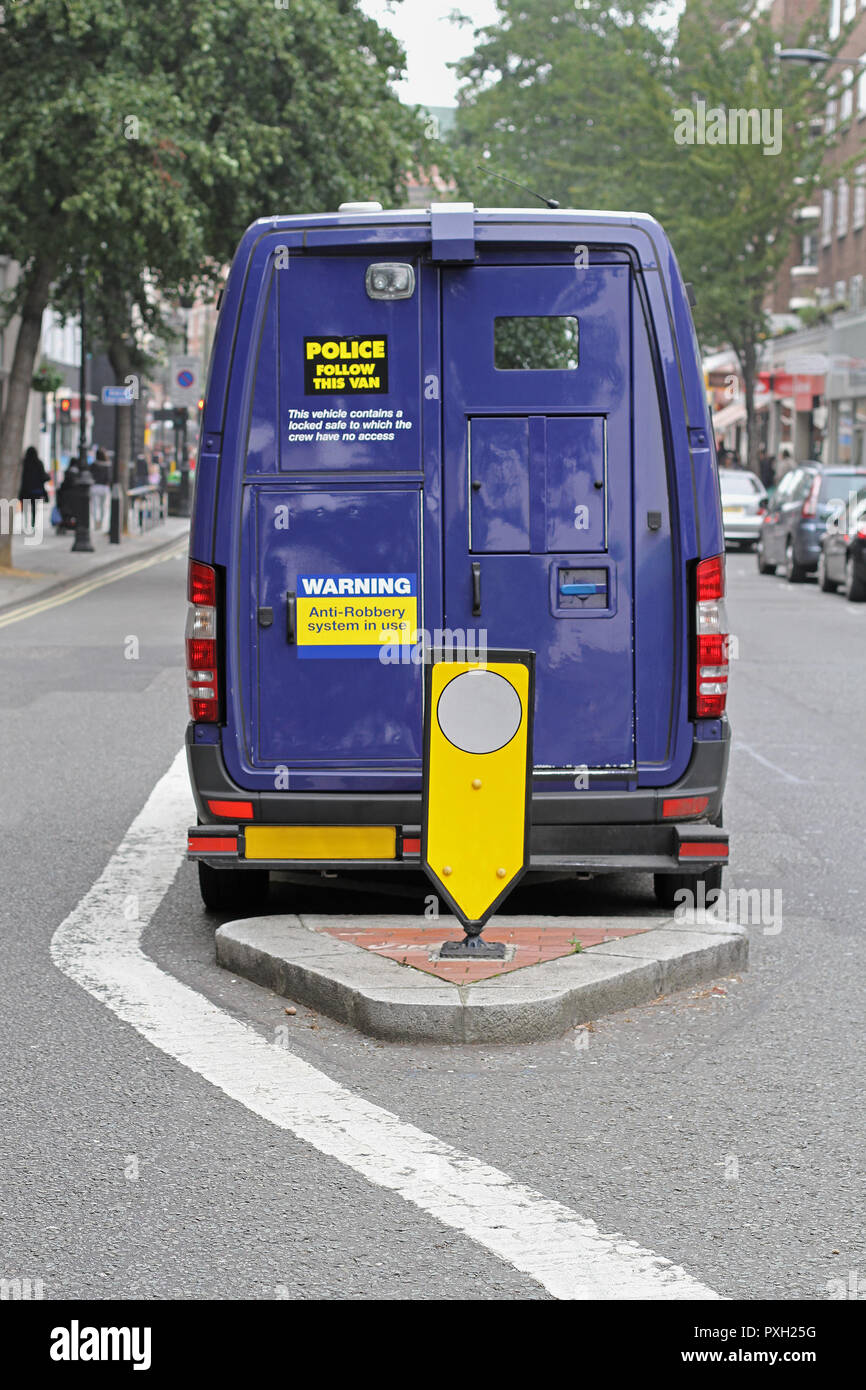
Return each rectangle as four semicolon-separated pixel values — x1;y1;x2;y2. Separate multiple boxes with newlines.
817;482;866;601
719;467;767;549
756;463;866;582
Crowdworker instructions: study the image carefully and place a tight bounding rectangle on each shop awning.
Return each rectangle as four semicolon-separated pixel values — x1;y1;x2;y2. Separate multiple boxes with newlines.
711;400;747;430
757;372;824;410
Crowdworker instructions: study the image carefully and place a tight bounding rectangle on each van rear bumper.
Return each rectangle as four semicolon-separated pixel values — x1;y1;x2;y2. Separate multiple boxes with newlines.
186;723;729;874
188;820;728;874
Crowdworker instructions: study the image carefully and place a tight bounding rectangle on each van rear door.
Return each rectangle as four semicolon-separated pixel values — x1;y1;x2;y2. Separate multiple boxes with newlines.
236;252;425;780
442;262;639;773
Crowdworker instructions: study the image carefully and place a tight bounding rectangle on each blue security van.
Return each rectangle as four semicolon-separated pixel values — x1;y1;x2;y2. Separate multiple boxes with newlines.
185;202;730;914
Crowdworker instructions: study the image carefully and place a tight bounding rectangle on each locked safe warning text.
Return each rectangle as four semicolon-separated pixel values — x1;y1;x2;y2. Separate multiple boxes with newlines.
304;336;389;394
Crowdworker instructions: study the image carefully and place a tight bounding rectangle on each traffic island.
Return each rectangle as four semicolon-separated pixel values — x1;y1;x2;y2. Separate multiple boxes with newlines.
215;913;748;1044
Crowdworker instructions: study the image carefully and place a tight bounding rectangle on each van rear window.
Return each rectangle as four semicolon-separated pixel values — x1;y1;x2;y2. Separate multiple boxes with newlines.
819;472;866;504
494;316;579;371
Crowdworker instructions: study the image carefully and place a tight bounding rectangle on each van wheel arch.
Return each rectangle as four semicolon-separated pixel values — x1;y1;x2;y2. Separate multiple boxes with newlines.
653;806;724;910
197;860;270;915
783;537;807;583
817;551;837;592
653;863;723;911
845;555;866;602
756;539;776;575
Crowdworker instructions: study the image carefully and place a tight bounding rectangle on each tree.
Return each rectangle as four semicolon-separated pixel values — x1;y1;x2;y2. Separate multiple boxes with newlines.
450;0;845;468
0;0;432;566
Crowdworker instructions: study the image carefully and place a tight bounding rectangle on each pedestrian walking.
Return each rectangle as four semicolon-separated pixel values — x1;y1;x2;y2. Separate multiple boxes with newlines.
757;443;775;490
54;462;79;533
90;447;111;533
17;445;48;529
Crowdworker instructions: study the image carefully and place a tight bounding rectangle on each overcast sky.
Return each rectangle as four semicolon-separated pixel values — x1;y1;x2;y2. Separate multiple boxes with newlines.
360;1;499;107
361;1;682;109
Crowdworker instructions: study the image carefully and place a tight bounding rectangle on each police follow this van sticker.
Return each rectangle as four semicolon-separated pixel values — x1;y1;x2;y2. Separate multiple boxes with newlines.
296;573;417;659
304;335;388;394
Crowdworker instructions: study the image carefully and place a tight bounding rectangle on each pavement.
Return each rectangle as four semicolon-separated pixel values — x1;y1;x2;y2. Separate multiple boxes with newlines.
0;511;190;611
216;913;748;1042
0;546;864;1299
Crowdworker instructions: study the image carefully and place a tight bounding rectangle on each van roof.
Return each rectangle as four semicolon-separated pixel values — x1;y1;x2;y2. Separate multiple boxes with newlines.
229;205;674;279
243;205;664;237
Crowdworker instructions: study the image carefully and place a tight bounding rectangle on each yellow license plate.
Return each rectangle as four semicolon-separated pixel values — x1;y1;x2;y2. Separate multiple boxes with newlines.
724;506;744;516
243;825;396;861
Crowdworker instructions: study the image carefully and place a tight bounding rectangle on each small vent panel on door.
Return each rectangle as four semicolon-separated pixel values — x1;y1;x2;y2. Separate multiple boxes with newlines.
546;417;607;553
469;416;530;553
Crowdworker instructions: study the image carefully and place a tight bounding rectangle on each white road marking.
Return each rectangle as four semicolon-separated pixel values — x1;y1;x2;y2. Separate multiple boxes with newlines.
734;742;807;784
0;537;187;630
51;751;720;1301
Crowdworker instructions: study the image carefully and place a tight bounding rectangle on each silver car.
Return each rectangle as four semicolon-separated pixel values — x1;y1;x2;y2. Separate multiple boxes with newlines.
719;468;768;549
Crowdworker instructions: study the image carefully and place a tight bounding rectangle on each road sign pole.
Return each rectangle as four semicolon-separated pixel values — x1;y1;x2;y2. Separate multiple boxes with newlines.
109;395;121;545
71;273;94;553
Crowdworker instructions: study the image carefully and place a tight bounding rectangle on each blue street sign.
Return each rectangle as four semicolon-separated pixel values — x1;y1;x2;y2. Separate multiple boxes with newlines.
102;385;134;405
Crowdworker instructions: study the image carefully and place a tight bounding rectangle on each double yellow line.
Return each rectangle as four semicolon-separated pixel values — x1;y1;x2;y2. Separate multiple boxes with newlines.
0;537;188;630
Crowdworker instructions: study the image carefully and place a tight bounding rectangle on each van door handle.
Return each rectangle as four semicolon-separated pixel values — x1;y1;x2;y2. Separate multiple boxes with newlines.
286;591;296;644
471;561;482;616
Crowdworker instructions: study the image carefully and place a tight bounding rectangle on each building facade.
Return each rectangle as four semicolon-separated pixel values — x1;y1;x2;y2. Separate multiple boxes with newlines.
747;0;866;466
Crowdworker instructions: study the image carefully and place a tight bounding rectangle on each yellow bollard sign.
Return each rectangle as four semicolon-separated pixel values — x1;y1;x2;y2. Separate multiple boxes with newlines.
422;651;534;930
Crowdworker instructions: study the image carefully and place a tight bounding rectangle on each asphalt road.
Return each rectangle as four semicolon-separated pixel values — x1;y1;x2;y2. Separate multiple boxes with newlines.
1;544;864;1300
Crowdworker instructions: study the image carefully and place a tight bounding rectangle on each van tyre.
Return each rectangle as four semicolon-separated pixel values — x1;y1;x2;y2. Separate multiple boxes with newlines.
198;861;270;915
817;552;837;593
784;538;807;583
654;863;723;911
756;540;775;575
845;555;866;602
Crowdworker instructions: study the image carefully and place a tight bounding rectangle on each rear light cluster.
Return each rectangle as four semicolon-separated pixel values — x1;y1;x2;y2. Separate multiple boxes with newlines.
207;799;253;819
801;476;821;519
695;555;729;719
186;560;219;721
663;796;709;819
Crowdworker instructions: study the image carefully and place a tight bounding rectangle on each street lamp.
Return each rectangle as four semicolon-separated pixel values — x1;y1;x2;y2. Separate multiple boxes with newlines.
777;48;866;66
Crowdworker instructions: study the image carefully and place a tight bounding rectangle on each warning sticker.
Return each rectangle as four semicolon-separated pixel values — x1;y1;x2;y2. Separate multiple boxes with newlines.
304;336;389;394
296;573;417;659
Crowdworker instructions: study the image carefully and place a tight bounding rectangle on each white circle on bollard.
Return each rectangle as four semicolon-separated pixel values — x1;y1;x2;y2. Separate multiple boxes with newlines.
436;670;522;755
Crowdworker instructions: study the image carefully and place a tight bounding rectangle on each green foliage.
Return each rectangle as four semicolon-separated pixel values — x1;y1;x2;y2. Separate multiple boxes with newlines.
31;360;65;394
0;0;437;515
450;0;854;460
0;0;434;334
796;299;847;327
493;314;579;370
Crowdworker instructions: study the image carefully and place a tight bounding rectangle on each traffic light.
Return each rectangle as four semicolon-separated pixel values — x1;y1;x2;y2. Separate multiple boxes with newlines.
58;397;71;420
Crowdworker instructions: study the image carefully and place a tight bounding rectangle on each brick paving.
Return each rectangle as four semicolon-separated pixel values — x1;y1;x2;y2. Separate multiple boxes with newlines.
319;920;650;983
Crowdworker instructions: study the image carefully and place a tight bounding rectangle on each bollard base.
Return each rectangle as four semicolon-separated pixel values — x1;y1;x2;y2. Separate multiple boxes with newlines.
439;935;506;960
